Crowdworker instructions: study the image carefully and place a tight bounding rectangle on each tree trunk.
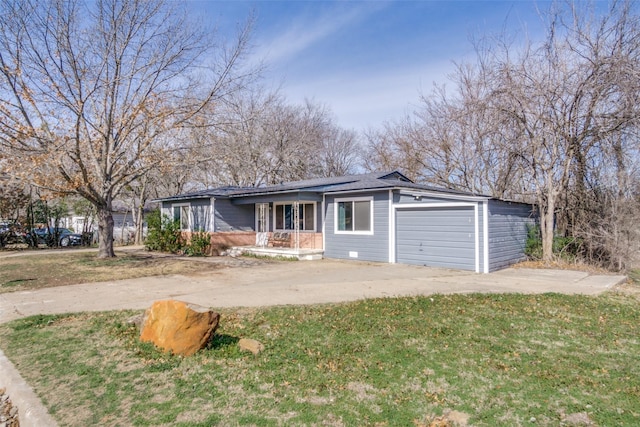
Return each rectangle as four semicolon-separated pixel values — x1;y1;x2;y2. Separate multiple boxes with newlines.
97;207;116;258
135;204;144;245
540;192;556;262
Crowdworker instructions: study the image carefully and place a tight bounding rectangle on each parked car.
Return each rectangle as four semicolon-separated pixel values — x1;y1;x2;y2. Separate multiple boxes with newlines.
0;222;26;248
28;227;82;247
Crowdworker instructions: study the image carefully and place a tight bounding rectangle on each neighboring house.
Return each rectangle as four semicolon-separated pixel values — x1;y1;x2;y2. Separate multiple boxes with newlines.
57;215;91;234
155;171;537;272
112;202;156;244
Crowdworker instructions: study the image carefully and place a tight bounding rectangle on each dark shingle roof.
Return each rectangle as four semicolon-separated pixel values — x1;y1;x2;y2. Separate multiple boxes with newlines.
226;171;411;197
326;178;486;197
154;171;489;202
153;186;247;202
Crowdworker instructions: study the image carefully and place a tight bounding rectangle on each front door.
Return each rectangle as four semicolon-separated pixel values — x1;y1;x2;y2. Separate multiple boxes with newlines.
255;203;270;247
256;203;269;232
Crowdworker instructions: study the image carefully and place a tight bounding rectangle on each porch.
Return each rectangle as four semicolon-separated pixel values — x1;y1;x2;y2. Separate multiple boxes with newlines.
234;230;323;260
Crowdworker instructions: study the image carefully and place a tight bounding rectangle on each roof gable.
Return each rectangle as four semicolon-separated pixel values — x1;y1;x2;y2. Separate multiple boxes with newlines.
378;171;412;182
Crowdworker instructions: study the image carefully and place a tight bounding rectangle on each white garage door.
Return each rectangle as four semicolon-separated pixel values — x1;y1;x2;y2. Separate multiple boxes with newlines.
395;206;476;271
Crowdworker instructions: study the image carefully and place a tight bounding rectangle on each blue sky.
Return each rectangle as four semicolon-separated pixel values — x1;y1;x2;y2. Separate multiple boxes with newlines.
188;1;549;131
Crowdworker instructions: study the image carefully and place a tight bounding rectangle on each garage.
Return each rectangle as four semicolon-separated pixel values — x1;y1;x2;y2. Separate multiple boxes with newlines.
395;206;476;270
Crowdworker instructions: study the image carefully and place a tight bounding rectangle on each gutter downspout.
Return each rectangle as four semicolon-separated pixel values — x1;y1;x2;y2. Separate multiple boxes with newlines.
210;198;216;232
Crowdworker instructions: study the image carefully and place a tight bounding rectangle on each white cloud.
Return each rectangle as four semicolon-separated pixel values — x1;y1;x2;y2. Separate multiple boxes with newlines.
256;2;387;65
283;59;458;131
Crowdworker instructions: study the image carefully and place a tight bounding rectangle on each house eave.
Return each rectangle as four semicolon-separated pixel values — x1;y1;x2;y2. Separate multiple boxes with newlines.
230;188;314;198
398;189;490;202
323;186;490;201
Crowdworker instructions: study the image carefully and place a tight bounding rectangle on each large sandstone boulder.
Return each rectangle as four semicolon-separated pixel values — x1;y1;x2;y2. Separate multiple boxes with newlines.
140;300;220;356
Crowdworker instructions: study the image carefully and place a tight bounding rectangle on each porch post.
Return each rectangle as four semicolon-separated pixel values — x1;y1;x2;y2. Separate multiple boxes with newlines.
293;201;300;250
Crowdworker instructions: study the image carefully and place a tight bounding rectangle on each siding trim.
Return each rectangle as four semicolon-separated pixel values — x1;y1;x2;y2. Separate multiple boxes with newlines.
483;201;489;273
474;203;479;273
393;202;479;271
322;194;326;250
325;188;394;196
388;190;394;263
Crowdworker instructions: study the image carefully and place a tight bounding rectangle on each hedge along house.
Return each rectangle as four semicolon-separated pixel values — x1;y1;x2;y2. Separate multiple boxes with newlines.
156;171;537;272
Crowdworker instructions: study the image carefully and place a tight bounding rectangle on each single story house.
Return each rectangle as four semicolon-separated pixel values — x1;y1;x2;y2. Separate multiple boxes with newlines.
156;171;536;272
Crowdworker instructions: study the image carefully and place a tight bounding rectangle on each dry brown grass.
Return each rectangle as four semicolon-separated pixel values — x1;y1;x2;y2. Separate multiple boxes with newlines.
0;249;246;293
514;259;612;274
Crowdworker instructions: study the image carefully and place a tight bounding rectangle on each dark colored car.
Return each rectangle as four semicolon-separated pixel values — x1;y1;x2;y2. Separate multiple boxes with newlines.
0;222;26;247
29;227;82;247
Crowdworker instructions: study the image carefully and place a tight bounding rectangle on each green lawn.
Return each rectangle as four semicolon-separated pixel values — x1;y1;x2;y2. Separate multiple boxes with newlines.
1;291;638;426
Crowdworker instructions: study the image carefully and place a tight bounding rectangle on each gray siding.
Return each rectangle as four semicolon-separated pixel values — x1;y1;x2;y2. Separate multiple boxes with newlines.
396;206;476;270
215;198;254;231
324;191;390;262
488;200;536;272
316;202;323;233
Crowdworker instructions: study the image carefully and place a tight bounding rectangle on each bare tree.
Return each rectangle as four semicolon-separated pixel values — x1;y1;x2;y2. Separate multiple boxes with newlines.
317;126;360;177
365;1;640;266
483;2;640;261
193;89;282;187
363;118;427;182
0;173;29;223
192;92;360;186
0;0;254;257
364;65;524;199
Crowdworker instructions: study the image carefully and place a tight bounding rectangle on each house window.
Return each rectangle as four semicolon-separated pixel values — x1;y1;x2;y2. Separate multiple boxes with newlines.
336;198;372;234
172;204;190;231
274;203;315;231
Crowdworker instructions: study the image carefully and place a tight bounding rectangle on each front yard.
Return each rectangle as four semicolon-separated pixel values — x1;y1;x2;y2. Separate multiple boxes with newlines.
1;250;638;425
0;291;638;426
0;250;265;294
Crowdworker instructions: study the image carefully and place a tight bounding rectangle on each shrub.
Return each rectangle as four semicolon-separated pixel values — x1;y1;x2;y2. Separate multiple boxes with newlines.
525;224;543;259
144;209;184;253
525;224;582;262
184;230;212;257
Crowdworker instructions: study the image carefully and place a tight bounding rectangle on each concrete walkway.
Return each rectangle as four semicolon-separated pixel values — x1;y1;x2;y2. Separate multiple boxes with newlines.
0;257;627;427
0;259;627;323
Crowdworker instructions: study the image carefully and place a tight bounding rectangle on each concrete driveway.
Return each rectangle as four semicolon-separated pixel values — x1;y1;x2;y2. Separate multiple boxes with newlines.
0;257;626;324
0;256;628;426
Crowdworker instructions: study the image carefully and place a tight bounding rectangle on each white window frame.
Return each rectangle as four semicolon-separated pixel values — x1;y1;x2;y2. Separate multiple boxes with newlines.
272;202;316;232
334;196;374;235
172;203;191;231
